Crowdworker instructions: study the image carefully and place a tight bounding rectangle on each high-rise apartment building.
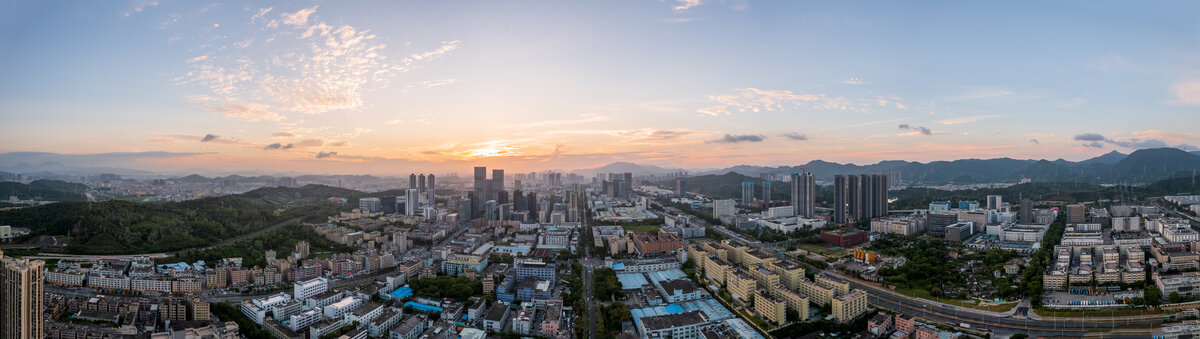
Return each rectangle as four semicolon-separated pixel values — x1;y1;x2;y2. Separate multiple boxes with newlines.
405;189;420;215
741;181;755;205
987;195;1003;211
427;174;436;193
762;180;772;207
833;174;888;223
1;251;45;339
791;172;815;218
418;174;427;191
1020;198;1033;223
410;173;418;189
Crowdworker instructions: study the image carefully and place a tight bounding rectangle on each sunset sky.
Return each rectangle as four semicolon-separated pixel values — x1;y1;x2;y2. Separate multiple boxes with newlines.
2;1;1199;174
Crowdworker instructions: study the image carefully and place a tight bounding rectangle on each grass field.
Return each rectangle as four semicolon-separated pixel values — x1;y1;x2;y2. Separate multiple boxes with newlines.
893;286;1018;313
798;244;844;257
620;225;661;234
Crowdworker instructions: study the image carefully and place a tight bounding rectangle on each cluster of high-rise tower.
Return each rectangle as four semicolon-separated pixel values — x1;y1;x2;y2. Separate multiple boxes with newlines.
738;171;888;224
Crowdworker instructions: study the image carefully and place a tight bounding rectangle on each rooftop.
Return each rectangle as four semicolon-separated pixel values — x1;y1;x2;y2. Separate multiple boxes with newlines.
641;310;708;331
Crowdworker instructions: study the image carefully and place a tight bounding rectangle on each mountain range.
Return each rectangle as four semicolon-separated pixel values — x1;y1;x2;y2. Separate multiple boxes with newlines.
594;147;1200;185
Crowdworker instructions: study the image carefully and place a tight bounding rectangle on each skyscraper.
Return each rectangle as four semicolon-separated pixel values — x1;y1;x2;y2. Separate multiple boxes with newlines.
427;174;436;193
676;179;687;197
409;173;418;189
492;169;505;200
1;251;45;339
473;167;487;213
418;174;427;191
791;172;815;218
623;172;633;197
741;181;755;205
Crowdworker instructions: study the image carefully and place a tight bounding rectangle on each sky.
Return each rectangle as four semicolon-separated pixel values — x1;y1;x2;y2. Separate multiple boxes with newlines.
2;1;1200;175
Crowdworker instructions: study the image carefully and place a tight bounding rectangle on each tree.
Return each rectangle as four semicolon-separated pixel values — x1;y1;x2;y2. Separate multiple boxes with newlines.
1011;334;1029;339
1171;291;1183;303
786;308;800;323
1145;285;1162;306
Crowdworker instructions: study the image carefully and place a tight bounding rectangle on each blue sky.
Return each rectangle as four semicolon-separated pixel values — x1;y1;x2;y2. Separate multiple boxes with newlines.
1;1;1198;174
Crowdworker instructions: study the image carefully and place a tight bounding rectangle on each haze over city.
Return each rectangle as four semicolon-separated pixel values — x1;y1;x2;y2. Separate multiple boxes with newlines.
3;1;1200;175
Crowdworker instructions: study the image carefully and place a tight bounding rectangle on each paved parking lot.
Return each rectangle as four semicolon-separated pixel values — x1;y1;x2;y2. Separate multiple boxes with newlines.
1043;288;1143;307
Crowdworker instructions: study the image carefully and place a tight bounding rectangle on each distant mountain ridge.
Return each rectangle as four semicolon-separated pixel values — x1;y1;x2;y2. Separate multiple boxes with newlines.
679;147;1200;184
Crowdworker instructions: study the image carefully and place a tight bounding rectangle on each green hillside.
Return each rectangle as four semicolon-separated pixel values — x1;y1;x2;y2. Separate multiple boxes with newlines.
0;180;88;201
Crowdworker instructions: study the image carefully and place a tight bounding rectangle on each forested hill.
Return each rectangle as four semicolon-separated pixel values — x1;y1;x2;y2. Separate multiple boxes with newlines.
0;185;352;254
0;180;88;201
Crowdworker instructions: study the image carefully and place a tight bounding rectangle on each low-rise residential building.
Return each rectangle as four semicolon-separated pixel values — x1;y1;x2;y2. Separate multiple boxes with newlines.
831;290;868;323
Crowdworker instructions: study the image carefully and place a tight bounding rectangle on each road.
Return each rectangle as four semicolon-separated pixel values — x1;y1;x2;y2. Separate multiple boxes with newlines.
824;271;1166;337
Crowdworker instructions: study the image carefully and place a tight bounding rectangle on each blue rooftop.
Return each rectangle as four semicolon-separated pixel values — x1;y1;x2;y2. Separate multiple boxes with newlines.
404;301;443;313
386;286;413;300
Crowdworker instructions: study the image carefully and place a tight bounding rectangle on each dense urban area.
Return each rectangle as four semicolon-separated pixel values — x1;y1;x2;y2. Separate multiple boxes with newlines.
2;148;1200;339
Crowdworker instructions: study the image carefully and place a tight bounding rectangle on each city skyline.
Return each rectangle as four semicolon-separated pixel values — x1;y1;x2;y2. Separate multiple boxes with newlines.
3;1;1200;174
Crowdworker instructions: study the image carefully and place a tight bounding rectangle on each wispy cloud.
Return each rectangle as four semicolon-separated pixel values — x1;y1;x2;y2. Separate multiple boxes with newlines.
177;6;461;123
947;87;1015;101
1172;81;1200;105
316;151;338;159
709;134;765;143
1074;131;1198;150
280;6;317;27
781;132;808;141
660;17;697;23
673;0;702;11
698;88;859;116
938;114;1002;125
122;0;158;17
270;132;295;138
1029;139;1040;144
250;7;273;23
843;77;867;85
613;128;696;141
264;143;295;150
898;124;932;136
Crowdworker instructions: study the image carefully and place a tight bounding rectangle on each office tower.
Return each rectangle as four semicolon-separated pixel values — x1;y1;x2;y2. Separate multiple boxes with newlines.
527;192;539;222
623;172;633;197
405;189;419;215
513;179;522;191
410;173;418;189
792;172;815;218
498;191;509;205
1066;204;1086;224
474;167;487;212
676;179;687;197
741;181;755;205
1;251;45;339
492;169;505;199
427;174;436;193
359;197;381;213
762;180;772;207
460;196;474;220
987;195;1002;211
381;196;398;215
485;200;498;220
513;190;526;210
418;174;427;191
1020;198;1033;223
